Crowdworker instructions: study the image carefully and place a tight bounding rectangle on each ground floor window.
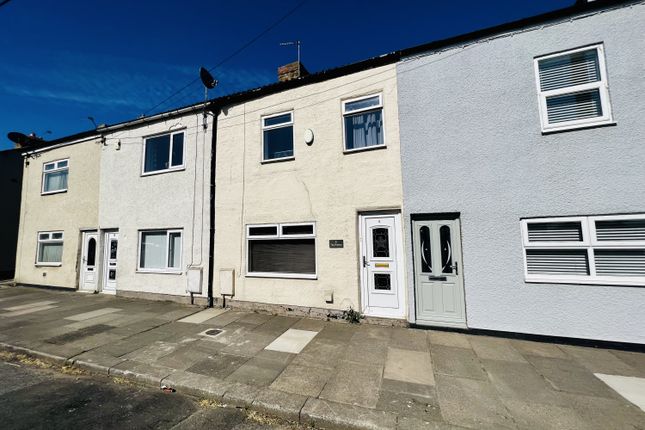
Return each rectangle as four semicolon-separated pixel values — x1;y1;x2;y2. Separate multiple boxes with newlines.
138;229;182;272
36;231;63;265
246;222;316;278
521;214;645;286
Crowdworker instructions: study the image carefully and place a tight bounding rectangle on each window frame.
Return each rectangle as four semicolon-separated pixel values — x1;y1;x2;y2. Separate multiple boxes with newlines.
534;44;613;133
521;214;645;286
261;111;295;163
136;229;183;274
41;159;69;195
141;130;186;176
246;222;317;279
36;230;64;266
342;93;386;153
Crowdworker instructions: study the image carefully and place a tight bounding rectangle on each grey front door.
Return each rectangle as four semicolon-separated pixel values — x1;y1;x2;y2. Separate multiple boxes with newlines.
412;218;466;327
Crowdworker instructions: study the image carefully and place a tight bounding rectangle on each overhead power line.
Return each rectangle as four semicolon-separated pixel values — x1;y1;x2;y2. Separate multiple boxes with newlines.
141;0;309;117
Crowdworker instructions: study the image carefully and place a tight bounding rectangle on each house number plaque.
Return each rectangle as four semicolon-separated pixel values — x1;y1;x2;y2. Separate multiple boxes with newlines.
329;240;344;248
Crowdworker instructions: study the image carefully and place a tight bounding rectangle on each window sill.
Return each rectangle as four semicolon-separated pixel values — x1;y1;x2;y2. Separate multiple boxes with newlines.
136;269;183;275
541;120;616;135
343;144;387;155
246;272;317;280
261;156;295;165
41;189;68;196
525;276;645;287
141;166;185;177
35;263;62;267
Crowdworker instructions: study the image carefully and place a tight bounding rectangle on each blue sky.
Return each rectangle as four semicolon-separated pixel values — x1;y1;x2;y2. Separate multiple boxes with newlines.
0;0;573;150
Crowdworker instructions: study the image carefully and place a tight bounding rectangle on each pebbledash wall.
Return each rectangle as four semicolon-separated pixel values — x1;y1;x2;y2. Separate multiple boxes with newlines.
15;137;101;288
397;3;645;343
214;64;404;314
98;112;212;302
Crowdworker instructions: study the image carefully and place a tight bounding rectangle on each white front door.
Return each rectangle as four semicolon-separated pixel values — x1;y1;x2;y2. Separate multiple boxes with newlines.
102;232;118;294
412;218;466;328
359;213;405;319
79;231;98;292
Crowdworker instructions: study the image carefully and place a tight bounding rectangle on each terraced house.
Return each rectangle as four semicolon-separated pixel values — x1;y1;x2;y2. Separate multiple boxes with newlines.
11;0;644;345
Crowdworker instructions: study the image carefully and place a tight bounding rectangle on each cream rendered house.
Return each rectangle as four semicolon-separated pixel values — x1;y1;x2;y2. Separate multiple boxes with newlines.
214;62;407;320
14;132;101;289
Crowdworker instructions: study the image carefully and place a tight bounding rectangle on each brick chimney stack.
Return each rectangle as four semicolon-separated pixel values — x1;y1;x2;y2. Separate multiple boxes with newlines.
278;61;309;82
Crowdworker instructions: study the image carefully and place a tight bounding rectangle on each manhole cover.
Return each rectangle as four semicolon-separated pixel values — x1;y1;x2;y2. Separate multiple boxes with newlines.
200;328;224;338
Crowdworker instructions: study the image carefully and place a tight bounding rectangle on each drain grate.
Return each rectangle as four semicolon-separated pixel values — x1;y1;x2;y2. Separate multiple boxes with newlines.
199;328;224;338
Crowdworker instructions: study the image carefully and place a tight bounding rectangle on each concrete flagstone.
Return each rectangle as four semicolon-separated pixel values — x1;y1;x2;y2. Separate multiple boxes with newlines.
1;305;59;317
2;300;58;311
264;328;318;354
1;286;645;430
64;307;122;321
177;307;228;324
383;347;435;385
595;373;645;412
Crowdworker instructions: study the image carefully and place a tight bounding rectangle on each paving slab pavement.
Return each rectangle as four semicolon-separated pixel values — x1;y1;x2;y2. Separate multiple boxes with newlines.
1;285;644;430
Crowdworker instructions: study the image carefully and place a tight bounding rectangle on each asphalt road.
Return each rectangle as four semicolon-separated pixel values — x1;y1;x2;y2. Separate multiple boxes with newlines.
0;357;292;430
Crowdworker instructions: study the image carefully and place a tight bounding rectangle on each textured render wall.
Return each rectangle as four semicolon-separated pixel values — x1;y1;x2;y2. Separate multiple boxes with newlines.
215;64;403;312
398;4;645;343
99;114;211;298
15;139;101;288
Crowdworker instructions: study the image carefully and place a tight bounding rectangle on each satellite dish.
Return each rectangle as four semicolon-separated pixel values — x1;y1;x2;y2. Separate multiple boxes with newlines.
199;67;218;89
8;132;44;147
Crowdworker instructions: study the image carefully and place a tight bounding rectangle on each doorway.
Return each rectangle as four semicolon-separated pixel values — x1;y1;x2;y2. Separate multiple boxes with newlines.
102;231;119;294
359;212;405;319
79;231;98;292
412;217;466;327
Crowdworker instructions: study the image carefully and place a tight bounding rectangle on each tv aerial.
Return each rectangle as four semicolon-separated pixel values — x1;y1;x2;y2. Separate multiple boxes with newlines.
199;67;218;129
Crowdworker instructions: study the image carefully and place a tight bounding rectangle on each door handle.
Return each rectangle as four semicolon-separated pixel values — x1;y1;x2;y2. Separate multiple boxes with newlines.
451;261;459;275
362;256;370;268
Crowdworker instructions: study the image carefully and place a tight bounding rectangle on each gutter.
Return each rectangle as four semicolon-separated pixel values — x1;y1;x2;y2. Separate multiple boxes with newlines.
207;107;220;308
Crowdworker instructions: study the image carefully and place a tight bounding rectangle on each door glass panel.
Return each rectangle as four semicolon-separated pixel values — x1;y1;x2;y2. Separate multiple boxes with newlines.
419;226;432;273
109;269;116;280
372;227;390;258
440;225;453;273
110;240;118;259
87;238;96;266
374;273;391;290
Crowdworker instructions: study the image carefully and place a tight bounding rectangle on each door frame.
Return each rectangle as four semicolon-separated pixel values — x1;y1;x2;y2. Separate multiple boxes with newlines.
78;230;99;292
410;213;467;328
358;211;406;319
101;230;119;295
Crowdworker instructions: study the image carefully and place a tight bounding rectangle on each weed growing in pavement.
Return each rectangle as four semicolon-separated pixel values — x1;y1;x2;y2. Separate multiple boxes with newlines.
342;307;364;324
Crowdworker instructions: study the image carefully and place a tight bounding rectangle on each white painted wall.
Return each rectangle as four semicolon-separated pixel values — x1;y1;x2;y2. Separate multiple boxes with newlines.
397;4;645;343
99;113;212;298
214;64;404;313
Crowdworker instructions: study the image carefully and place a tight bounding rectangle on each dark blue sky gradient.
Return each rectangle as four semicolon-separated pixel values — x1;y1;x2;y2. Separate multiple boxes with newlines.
0;0;573;149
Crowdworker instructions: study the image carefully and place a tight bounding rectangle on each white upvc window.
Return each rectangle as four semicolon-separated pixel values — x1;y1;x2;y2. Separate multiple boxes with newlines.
342;93;385;152
42;159;69;195
142;131;185;175
36;231;64;265
246;222;316;279
521;214;645;286
262;111;294;162
534;44;613;133
137;229;183;273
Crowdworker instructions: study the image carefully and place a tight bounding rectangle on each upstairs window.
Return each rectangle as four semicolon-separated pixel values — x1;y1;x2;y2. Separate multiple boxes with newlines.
42;159;68;194
143;131;184;174
246;222;316;278
521;214;645;286
535;44;612;132
262;112;294;162
138;229;182;272
343;93;384;151
37;231;63;265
